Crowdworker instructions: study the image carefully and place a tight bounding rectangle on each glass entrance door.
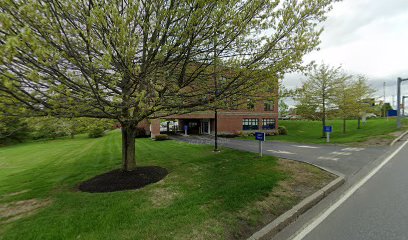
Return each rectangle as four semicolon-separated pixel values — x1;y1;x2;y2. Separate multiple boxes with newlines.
201;120;210;134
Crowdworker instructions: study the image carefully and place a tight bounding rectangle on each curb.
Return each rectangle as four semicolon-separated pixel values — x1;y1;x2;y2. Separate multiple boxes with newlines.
390;130;408;146
247;174;345;240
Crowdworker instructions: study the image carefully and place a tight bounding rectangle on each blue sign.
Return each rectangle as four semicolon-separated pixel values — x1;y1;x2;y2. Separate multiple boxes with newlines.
388;110;398;117
184;125;188;131
255;132;265;141
323;126;333;133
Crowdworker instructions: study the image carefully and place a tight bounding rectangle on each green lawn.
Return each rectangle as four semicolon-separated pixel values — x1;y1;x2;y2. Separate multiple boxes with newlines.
0;130;333;240
239;118;408;144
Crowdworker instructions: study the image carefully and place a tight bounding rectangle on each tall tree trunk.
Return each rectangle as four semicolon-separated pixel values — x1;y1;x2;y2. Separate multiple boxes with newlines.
357;117;361;129
121;123;136;171
322;116;326;138
343;118;346;134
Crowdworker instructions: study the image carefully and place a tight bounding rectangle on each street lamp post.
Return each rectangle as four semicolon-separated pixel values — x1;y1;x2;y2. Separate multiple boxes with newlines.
397;77;408;129
213;22;219;152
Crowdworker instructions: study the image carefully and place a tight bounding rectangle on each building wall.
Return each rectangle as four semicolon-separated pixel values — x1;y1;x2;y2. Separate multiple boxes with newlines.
216;113;278;134
144;90;279;135
137;119;151;135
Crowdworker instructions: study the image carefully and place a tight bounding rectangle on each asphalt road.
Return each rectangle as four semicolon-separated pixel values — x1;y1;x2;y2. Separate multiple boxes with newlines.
171;135;387;177
297;135;408;240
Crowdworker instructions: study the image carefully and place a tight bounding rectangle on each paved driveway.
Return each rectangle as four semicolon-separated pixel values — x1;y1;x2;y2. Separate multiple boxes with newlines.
171;135;388;177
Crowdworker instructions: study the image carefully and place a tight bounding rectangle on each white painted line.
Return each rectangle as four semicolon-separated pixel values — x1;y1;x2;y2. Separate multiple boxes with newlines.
341;147;365;151
292;145;320;149
267;150;296;155
317;156;339;161
331;151;352;156
291;140;408;240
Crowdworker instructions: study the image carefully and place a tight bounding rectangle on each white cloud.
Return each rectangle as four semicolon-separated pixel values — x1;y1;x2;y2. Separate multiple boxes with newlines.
283;0;408;107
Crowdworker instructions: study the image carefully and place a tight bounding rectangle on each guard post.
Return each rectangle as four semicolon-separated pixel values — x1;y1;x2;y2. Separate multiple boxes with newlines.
255;132;265;157
324;126;333;143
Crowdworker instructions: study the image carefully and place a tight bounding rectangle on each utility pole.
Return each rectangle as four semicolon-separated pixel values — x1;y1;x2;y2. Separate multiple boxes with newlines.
397;77;408;128
383;82;386;118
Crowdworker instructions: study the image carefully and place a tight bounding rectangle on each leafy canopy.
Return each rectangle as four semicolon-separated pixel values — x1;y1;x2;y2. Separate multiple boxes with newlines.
0;0;337;124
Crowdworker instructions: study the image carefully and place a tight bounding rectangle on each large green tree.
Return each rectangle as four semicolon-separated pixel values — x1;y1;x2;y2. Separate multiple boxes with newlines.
330;74;374;133
0;0;337;171
332;73;352;133
345;75;375;130
296;64;345;137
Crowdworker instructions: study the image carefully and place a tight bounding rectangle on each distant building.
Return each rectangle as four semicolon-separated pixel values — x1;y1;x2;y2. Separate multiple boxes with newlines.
140;90;279;137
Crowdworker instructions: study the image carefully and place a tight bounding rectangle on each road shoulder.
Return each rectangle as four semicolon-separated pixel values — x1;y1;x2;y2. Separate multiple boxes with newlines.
247;168;344;240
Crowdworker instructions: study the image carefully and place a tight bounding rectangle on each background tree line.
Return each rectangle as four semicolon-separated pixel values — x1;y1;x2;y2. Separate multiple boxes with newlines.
0;115;115;145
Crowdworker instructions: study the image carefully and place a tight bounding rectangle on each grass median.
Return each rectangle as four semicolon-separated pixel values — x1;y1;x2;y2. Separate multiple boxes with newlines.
239;118;408;145
0;130;334;239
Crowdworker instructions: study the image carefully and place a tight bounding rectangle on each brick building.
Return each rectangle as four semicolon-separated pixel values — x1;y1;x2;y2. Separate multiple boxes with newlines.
145;95;279;137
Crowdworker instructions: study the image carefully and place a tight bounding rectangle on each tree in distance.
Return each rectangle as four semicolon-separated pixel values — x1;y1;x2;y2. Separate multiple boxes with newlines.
296;64;345;138
0;0;338;171
345;75;375;130
296;66;375;136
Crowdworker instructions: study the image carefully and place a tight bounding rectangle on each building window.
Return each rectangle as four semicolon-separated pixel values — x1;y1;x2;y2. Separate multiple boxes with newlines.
243;118;259;130
262;118;276;130
188;122;198;128
264;101;274;111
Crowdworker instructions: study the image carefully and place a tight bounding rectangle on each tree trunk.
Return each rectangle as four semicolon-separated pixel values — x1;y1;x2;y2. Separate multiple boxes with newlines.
343;118;346;134
322;116;326;138
121;123;136;171
357;117;361;129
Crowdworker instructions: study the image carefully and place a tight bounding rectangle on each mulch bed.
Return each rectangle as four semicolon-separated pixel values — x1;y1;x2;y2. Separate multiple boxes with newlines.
78;166;168;193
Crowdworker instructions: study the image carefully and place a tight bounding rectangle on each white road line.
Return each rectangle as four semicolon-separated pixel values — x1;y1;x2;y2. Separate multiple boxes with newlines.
267;150;296;155
317;156;339;161
292;145;320;149
291;140;408;240
331;151;352;156
341;147;365;151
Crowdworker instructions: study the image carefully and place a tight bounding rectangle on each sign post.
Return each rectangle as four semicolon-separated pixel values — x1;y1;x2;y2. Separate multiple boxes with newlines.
184;125;188;136
323;126;333;143
255;132;265;157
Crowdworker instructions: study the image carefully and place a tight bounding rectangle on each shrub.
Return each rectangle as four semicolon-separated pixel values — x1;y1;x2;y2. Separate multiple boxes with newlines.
278;126;288;135
135;127;147;138
88;126;105;138
265;131;277;136
218;133;239;138
154;134;169;141
0;116;30;144
235;131;243;136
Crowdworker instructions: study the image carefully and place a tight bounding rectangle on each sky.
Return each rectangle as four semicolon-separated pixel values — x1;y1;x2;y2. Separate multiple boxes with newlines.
284;0;408;108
